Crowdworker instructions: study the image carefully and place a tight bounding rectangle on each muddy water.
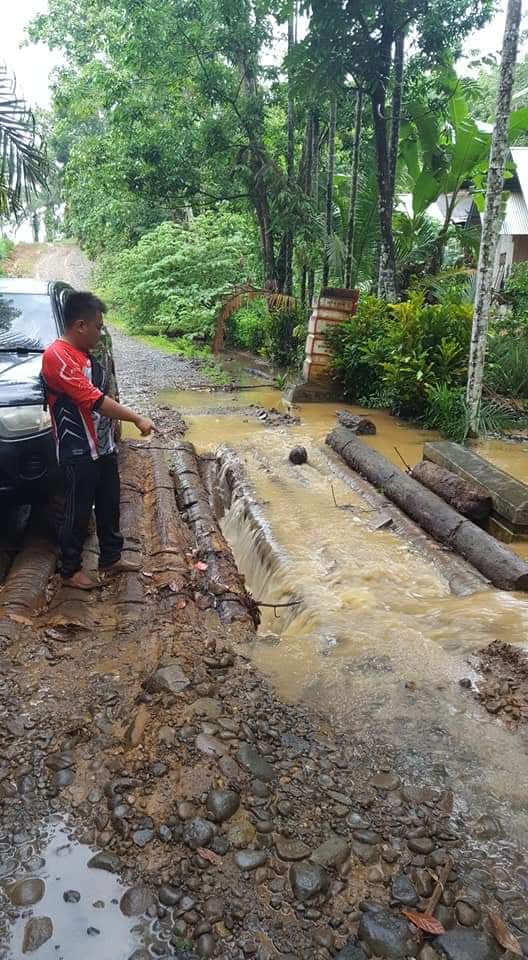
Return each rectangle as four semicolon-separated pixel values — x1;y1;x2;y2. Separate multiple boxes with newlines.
0;821;145;959
161;385;528;851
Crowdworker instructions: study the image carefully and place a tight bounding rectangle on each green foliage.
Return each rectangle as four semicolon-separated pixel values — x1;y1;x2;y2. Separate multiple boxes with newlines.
503;262;528;322
330;293;472;417
0;237;14;275
487;331;528;399
423;384;526;440
96;209;260;343
228;299;269;354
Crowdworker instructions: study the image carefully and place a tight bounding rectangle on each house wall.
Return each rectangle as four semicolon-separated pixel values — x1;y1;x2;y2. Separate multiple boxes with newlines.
513;235;528;263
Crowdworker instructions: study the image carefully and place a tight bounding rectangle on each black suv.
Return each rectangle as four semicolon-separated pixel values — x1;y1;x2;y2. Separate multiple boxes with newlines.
0;278;118;504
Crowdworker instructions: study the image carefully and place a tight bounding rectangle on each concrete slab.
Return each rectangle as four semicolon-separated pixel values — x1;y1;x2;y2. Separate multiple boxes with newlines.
424;441;528;531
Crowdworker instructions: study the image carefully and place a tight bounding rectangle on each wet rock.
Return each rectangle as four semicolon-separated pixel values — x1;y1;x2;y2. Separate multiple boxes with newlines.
218;755;240;779
184;817;215;849
87;927;100;936
289;446;308;465
353;829;381;846
418;949;441;960
289;862;330;902
159;824;172;842
45;751;74;770
275;836;311;861
197;934;216;958
455;900;481;927
10;878;45;906
392;875;419;906
128;952;151;960
311;835;350;868
435;928;501;960
88;851;123;873
414;868;434;898
335;943;367;959
250;778;271;798
159;885;181;907
120;886;157;917
133;828;155;848
408;837;435;855
238;743;274;781
146;661;190;696
313;928;336;950
63;890;81;904
52;768;74;788
126;704;150;747
195;733;229;757
191;698;223;719
204;897;224;923
370;772;401;792
358;907;419;958
351;840;380;865
22;917;53;953
234;850;268;871
206;788;240;823
227;814;257;848
177;801;195;820
158;725;176;746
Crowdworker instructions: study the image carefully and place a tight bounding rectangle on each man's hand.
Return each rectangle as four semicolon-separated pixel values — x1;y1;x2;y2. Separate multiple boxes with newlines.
135;415;156;437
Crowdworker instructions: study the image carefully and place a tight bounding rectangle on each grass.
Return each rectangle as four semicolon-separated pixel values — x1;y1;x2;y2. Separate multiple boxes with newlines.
108;313;229;385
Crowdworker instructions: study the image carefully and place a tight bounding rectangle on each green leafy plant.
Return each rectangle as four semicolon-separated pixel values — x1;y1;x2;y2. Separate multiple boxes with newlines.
503;262;528;322
0;237;14;275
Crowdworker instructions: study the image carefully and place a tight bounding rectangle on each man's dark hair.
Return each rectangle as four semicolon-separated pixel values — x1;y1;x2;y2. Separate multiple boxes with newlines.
64;292;107;329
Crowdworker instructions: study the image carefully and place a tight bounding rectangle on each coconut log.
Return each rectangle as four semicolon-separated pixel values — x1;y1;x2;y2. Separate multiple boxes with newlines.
171;442;260;626
411;460;492;524
336;411;376;434
327;427;528;591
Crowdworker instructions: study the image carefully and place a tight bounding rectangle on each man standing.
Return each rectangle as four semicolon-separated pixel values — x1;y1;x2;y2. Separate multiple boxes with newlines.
42;292;155;589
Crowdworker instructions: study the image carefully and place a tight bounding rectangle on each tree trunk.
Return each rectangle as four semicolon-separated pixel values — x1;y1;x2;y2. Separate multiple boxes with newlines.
389;30;405;201
430;191;458;274
307;110;320;306
466;0;522;436
327;427;528;590
299;111;313;307
372;18;397;301
322;98;337;287
285;10;295;296
344;88;363;289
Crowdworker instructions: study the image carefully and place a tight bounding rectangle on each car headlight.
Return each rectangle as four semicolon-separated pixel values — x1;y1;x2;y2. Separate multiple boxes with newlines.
0;406;51;440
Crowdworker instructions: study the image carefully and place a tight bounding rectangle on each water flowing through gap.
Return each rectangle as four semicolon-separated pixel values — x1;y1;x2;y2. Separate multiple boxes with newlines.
163;385;528;872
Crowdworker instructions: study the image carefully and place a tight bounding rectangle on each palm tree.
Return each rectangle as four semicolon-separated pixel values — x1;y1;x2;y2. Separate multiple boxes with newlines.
0;65;47;219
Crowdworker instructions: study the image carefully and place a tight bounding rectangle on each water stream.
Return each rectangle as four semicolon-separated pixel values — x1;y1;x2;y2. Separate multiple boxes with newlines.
157;383;528;863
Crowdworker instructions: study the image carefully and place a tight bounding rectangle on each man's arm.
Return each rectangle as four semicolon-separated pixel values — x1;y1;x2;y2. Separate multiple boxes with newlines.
97;396;155;436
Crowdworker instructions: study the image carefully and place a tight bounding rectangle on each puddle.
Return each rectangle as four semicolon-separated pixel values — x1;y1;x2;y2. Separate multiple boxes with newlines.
0;821;145;960
158;385;528;850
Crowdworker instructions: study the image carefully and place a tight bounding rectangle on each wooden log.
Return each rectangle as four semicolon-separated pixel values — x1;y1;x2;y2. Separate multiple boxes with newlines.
336;411;376;434
327;427;528;591
171;443;259;626
411;460;492;524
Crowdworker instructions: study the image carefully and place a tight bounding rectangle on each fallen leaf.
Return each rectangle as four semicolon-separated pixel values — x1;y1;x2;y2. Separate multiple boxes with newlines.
488;911;523;955
194;561;208;572
175;598;187;610
402;911;445;935
141;570;154;578
197;847;222;866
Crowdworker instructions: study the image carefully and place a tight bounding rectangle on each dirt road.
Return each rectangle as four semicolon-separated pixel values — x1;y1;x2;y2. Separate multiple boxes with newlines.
1;243;528;960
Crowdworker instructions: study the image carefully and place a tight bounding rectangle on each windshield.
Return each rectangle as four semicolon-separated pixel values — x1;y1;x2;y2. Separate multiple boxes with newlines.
0;292;57;351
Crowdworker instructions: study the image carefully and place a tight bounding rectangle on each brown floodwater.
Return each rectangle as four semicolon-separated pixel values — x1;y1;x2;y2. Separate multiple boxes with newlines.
156;385;528;849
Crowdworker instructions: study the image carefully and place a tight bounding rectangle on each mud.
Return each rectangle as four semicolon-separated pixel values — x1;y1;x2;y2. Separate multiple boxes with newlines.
475;640;528;727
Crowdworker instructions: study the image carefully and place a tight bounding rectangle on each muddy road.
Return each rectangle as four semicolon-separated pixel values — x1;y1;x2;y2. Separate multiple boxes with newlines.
1;244;528;960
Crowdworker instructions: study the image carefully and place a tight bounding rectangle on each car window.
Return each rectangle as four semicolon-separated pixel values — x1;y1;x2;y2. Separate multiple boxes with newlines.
0;293;57;351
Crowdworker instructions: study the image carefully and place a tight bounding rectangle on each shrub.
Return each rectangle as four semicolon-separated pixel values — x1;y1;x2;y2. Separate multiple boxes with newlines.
264;304;306;369
228;299;269;354
329;293;472;417
504;262;528;321
96;209;260;342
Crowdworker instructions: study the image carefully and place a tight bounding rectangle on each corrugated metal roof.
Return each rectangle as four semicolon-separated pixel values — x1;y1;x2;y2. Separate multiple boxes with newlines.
501;192;528;235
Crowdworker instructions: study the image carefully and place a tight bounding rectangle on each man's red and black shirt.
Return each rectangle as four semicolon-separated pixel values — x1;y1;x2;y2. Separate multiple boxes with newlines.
41;339;116;464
